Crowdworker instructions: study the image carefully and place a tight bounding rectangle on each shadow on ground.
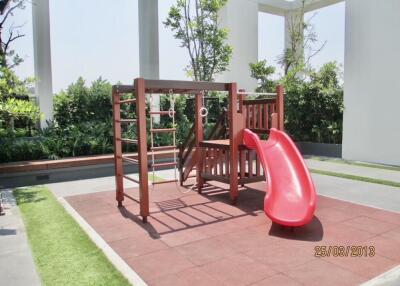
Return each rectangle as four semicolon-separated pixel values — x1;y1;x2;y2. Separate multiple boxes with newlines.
12;187;47;205
119;181;323;241
268;216;324;242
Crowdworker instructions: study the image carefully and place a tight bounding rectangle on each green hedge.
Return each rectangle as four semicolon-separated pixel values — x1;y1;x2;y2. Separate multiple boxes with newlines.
1;62;343;163
0;77;225;163
283;62;343;144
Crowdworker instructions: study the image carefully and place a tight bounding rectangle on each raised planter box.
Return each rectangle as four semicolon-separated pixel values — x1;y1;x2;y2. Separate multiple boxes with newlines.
296;142;342;158
0;151;176;188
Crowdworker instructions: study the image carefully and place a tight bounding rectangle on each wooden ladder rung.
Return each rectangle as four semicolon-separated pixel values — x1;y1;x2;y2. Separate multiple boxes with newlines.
152;179;178;185
150;128;176;133
121;156;139;164
150;145;177;151
119;138;138;144
118;99;136;104
149;111;176;115
151;162;177;168
117;119;137;124
123;175;140;184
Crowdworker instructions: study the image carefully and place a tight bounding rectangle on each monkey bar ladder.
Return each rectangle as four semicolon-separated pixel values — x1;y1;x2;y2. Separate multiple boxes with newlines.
112;79;149;222
113;78;235;223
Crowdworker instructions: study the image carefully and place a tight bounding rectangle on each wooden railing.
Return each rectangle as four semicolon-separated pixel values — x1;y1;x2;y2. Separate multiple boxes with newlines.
198;85;284;188
242;86;285;134
200;142;264;185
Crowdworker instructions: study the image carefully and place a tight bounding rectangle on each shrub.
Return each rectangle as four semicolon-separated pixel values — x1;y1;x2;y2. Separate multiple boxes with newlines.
281;62;343;143
0;76;229;163
0;66;39;137
53;77;113;127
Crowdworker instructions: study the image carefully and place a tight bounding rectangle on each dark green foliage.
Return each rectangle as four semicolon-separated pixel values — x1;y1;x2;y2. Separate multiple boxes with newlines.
250;61;343;143
0;78;116;162
0;138;48;162
0;76;228;163
282;62;343;143
0;66;38;137
53;77;113;127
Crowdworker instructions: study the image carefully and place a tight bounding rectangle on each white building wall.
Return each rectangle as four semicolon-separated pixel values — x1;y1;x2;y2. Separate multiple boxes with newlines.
218;0;258;90
343;0;400;165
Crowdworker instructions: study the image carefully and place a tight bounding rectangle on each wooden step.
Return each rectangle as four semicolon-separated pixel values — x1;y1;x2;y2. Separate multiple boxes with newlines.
152;179;178;185
150;128;176;133
151;145;177;151
149;111;176;115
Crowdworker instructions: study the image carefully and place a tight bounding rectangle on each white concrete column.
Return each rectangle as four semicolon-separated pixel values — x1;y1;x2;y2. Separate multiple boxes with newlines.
32;0;53;128
218;0;258;90
284;8;304;71
342;0;400;165
138;0;160;121
138;0;159;79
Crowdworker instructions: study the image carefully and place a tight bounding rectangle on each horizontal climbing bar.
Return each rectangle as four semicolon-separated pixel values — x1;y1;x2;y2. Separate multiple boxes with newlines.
144;79;229;92
117;99;136;104
119;138;138;144
122;156;139;165
117;119;137;124
123;175;140;184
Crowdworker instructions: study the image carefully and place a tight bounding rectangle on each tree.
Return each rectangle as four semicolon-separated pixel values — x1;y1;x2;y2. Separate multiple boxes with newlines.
249;60;276;93
164;0;232;81
0;66;34;99
278;0;326;75
0;0;27;68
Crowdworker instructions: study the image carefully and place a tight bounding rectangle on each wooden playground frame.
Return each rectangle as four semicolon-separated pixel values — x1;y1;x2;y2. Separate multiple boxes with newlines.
112;78;284;222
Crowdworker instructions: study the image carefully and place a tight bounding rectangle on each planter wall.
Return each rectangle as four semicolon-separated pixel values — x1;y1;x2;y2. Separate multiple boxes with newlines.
296;142;342;158
0;143;342;188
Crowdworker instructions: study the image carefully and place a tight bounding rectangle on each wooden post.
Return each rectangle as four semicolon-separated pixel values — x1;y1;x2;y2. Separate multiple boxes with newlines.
112;86;124;206
135;78;149;222
228;83;244;203
276;85;284;131
195;92;204;193
238;89;246;186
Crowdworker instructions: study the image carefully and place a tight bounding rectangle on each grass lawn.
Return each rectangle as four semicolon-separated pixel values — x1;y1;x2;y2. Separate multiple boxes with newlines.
148;173;166;183
309;156;400;172
310;169;400;188
14;186;131;286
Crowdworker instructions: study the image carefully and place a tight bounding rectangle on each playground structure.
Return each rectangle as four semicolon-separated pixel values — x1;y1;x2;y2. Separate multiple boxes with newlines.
112;78;316;226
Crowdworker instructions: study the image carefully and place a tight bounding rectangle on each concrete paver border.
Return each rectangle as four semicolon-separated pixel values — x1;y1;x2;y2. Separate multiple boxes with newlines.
58;197;147;286
360;265;400;286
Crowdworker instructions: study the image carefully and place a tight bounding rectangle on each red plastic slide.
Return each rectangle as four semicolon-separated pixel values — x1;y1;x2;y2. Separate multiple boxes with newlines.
243;128;317;226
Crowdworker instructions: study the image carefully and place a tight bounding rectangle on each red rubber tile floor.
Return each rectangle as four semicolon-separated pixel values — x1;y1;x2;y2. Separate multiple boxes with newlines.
65;181;400;286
